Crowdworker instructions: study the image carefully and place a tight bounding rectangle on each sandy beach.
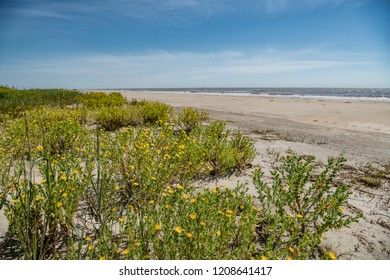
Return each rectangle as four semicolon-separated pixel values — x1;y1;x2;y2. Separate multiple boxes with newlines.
116;90;390;259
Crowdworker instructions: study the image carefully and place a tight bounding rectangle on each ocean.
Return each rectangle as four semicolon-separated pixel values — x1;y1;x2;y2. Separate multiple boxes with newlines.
113;88;390;102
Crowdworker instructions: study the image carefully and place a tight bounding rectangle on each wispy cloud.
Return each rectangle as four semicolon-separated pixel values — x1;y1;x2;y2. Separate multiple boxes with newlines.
10;0;371;22
0;48;381;88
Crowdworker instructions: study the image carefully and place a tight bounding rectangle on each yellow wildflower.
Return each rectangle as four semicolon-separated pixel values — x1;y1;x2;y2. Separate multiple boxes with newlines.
261;255;268;260
182;194;189;199
88;245;94;250
149;200;155;204
339;206;344;212
189;214;197;220
134;242;141;247
176;184;184;190
122;249;129;255
296;214;304;218
165;204;172;209
174;226;183;234
41;179;47;184
155;224;162;230
200;221;206;226
226;210;234;215
186;233;193;238
35;195;42;201
289;247;294;253
60;175;67;181
70;186;76;191
36;145;44;152
328;251;337;260
73;170;79;175
99;256;106;260
287;257;293;260
119;217;125;223
216;230;221;237
61;192;68;198
56;202;63;208
114;185;120;191
85;236;91;241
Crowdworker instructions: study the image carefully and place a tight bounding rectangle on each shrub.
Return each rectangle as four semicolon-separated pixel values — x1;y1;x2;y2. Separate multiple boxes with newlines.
79;92;127;108
138;101;172;124
191;121;257;177
174;107;209;133
94;106;143;131
253;155;362;260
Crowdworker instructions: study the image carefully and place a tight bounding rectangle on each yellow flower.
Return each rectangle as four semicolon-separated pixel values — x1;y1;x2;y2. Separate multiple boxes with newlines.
132;182;139;186
186;233;193;238
155;224;162;230
282;187;287;191
253;206;259;211
85;236;91;241
151;176;157;181
287;256;293;260
178;145;185;149
41;179;47;184
122;249;129;255
174;226;182;234
0;193;3;198
88;245;94;250
70;186;76;191
119;217;125;223
226;210;234;215
200;221;206;226
61;192;68;198
261;255;268;260
296;214;304;219
287;153;292;157
134;242;141;247
189;214;197;220
182;194;189;199
73;170;79;175
60;175;67;181
114;185;120;191
177;184;184;190
99;256;106;260
190;198;196;203
328;251;337;260
216;230;221;237
36;145;44;152
56;202;63;208
339;206;344;212
165;204;172;209
289;247;294;253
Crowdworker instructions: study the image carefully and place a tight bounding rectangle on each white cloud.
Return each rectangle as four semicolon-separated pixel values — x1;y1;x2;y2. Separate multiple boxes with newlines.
1;49;383;88
13;0;370;22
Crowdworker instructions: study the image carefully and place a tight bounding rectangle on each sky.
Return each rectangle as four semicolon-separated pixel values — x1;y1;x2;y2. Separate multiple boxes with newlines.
0;0;389;89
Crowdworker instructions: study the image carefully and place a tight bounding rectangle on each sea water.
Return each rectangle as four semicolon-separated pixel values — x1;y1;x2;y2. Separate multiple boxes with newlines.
112;88;390;102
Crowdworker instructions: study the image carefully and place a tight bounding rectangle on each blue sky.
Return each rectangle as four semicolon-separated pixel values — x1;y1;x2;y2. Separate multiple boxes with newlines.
0;0;389;89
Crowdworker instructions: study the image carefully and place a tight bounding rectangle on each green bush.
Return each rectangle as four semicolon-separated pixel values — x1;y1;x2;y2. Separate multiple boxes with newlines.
253;155;362;260
174;107;209;133
138;101;172;124
79;92;127;108
94;106;143;131
191;121;257;177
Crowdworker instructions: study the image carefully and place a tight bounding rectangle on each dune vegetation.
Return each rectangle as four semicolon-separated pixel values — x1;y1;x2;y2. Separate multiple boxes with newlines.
0;87;360;260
